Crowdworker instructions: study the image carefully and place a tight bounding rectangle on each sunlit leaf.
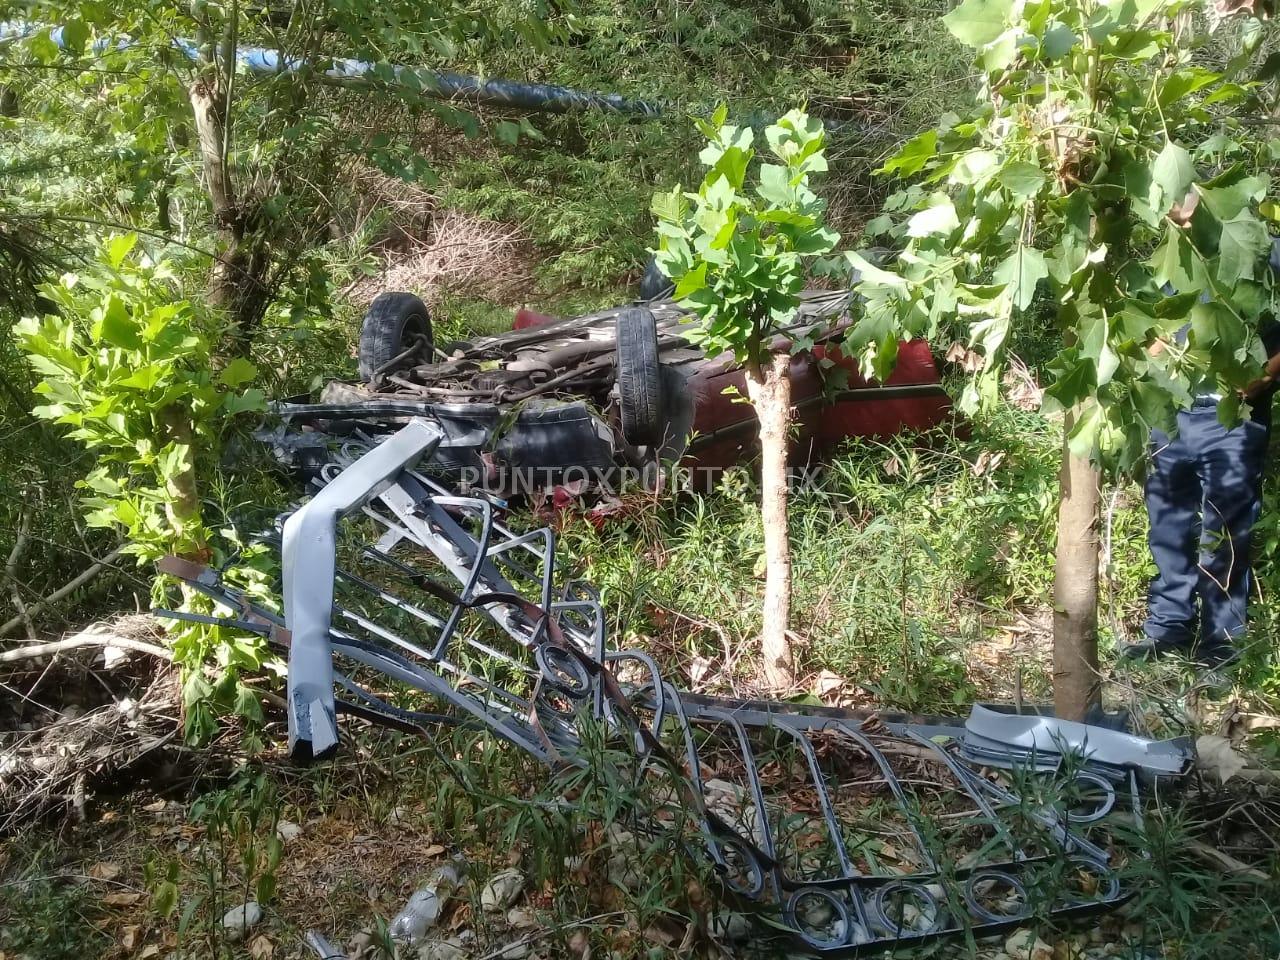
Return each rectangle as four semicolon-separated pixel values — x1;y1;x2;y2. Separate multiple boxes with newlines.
992;246;1047;311
943;0;1014;48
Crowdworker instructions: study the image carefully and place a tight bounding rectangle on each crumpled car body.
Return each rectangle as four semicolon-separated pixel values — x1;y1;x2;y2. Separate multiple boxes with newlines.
159;421;1190;957
274;289;952;493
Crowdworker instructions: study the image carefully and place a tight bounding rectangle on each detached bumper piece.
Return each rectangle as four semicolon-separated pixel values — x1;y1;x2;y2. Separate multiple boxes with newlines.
158;420;1191;957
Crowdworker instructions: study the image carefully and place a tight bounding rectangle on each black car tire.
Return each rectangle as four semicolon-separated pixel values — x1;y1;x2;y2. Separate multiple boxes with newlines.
358;292;434;381
616;307;664;446
639;256;675;301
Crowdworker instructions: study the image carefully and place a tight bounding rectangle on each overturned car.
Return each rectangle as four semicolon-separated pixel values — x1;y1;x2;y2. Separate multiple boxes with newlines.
269;287;953;493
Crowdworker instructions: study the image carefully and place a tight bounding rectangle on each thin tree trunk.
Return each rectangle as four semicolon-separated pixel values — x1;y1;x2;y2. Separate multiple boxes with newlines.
1052;408;1101;721
745;351;794;691
188;76;267;346
189;77;237;232
160;407;204;557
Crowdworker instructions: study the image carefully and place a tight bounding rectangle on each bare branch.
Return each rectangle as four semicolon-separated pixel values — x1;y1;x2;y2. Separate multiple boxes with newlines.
0;632;172;665
0;545;126;638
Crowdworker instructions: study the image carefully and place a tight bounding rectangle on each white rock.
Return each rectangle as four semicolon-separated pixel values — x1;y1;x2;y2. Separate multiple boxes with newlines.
276;820;302;842
494;942;529;959
480;869;526;912
1005;929;1053;960
711;911;753;942
605;822;636;847
348;931;374;958
221;902;263;942
417;937;468;960
506;907;538;929
606;848;643;891
703;778;745;799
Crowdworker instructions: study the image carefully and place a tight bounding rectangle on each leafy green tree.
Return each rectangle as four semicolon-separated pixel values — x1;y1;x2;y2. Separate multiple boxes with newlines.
846;0;1278;716
1;3;556;724
4;2;559;345
653;107;838;690
16;234;268;737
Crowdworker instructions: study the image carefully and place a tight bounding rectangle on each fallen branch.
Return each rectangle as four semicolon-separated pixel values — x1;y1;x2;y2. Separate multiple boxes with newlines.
0;544;125;638
1186;839;1271;882
0;632;172;664
3;503;36;640
1114;811;1271;882
472;911;626;960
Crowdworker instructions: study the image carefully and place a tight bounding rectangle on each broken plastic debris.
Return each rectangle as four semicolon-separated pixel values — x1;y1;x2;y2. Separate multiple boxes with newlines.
389;862;463;946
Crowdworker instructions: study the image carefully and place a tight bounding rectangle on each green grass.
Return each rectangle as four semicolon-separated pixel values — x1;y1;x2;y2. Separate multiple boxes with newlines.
0;850;109;960
552;405;1066;710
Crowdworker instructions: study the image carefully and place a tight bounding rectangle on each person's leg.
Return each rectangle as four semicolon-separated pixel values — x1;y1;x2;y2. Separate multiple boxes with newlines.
1196;412;1269;659
1135;416;1202;654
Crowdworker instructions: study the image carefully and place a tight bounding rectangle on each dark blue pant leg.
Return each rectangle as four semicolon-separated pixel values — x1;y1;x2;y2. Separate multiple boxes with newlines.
1144;420;1201;647
1195;412;1268;650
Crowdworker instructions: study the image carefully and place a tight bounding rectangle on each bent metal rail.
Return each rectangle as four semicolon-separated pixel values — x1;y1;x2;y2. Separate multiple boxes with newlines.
158;419;1164;955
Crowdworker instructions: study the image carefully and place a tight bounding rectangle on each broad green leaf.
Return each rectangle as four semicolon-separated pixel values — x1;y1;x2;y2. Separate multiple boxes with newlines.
1079;310;1121;385
906;200;961;238
1196;166;1266;222
757;163;792;206
1216;215;1271;284
952;150;1000;186
993;246;1048;311
61;20;90;55
651;185;688;223
846;252;910;293
1067;402;1103;459
218;358;258;388
1106;28;1161;60
998;161;1046;200
222;389;266;415
1026;0;1052;34
674;261;709;300
1190;301;1243;350
1159;67;1221;108
970;310;1011;359
142;304;182;343
1153;292;1199;319
494;120;521;145
92;294;143;351
791;224;840;255
1203;83;1247;106
1131;380;1177;432
943;0;1013;48
879;130;937;178
105;233;139;270
1041;23;1077;58
1150;225;1207;293
1099;0;1165;29
28;29;59;64
864;213;895;237
1147;140;1194;217
711;146;752;189
980;29;1019;71
117;365;165;391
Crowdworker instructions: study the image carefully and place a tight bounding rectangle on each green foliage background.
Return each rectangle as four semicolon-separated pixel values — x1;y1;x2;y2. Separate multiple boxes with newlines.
3;4;1280;957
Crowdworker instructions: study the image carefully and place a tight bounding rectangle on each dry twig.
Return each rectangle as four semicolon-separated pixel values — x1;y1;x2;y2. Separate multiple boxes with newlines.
3;502;36;640
0;544;125;638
